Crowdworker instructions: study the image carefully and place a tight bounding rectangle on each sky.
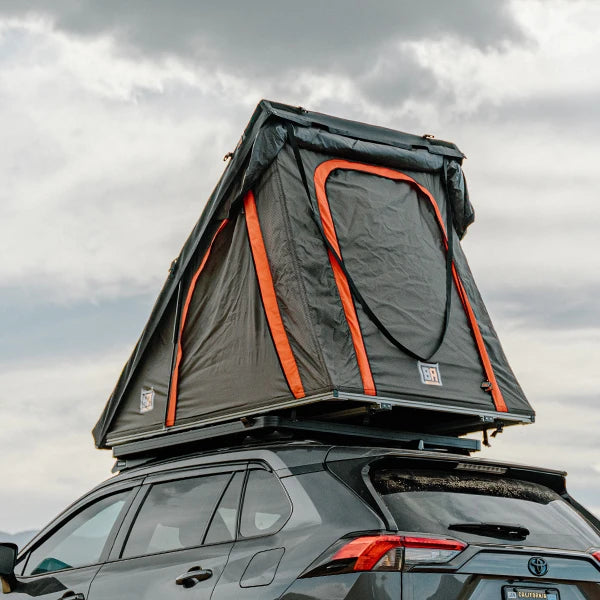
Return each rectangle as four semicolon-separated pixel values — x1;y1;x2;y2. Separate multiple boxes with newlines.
0;0;598;533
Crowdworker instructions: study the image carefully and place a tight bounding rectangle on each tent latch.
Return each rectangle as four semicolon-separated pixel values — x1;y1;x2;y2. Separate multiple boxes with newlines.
480;380;493;393
483;421;505;448
491;422;504;438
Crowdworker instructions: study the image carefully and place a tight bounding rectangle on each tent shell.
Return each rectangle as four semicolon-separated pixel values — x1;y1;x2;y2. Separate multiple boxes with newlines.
93;100;534;453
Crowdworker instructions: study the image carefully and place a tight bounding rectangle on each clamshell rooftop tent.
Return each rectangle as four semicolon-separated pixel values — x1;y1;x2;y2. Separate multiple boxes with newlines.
93;100;534;454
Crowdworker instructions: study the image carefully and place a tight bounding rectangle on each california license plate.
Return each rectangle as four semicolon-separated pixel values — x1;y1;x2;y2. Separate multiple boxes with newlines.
503;587;560;600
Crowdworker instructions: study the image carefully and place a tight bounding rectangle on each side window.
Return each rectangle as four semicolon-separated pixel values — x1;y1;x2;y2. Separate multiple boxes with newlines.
122;473;229;558
205;471;244;545
23;491;130;576
239;470;291;538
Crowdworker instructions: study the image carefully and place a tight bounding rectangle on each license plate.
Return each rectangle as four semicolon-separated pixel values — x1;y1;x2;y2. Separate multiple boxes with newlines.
503;587;560;600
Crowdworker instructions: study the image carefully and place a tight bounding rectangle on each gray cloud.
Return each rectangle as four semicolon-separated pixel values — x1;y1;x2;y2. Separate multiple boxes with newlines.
0;353;118;531
356;44;449;108
1;1;526;62
0;1;528;109
467;91;600;134
532;429;599;450
485;283;600;331
558;394;600;409
0;291;155;362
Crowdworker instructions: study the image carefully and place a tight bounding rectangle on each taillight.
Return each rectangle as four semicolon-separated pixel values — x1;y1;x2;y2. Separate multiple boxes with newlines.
302;534;467;577
332;535;404;571
401;536;468;565
591;549;600;564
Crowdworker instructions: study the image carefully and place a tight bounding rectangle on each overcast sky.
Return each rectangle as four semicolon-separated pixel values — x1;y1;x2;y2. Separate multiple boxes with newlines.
0;0;598;533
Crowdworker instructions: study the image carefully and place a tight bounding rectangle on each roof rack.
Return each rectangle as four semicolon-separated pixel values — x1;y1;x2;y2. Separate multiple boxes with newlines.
112;415;480;464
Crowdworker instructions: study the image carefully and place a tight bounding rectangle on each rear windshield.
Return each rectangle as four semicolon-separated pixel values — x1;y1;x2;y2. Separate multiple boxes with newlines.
372;468;600;552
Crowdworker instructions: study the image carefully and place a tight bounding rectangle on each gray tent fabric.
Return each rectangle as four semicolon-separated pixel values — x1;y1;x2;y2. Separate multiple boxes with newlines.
172;214;294;426
94;101;533;449
289;150;486;401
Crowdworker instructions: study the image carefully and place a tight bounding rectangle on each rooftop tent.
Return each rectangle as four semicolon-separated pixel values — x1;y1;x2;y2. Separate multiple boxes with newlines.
93;100;534;451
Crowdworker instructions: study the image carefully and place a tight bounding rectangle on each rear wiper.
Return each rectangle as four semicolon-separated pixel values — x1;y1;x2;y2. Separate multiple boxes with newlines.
448;522;530;540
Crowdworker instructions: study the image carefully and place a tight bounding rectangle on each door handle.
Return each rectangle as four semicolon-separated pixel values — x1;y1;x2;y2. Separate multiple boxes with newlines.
175;566;213;588
60;592;85;600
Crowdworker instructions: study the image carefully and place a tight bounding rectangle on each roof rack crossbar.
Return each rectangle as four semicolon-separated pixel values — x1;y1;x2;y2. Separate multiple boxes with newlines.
112;415;480;460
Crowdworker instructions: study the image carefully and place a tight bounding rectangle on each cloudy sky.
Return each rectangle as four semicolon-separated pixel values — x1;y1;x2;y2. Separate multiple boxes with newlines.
0;0;598;533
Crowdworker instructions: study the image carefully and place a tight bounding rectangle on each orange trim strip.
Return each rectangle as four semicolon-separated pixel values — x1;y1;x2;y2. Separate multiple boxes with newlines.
313;178;376;396
244;190;306;399
313;159;507;412
166;219;230;427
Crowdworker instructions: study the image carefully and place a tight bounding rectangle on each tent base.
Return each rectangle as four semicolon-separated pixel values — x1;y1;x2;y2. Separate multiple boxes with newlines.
333;391;535;429
111;414;482;468
105;390;534;449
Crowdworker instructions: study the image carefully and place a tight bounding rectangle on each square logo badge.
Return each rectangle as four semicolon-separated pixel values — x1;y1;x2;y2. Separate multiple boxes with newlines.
418;361;443;386
140;387;155;413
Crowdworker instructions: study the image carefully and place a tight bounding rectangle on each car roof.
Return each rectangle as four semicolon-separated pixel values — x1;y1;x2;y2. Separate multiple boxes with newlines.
94;440;567;494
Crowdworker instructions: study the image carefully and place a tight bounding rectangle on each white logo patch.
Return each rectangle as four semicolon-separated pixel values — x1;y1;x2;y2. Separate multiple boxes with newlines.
418;362;443;386
140;387;155;413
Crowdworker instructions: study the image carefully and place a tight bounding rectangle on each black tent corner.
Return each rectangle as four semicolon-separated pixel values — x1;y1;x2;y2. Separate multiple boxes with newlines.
93;100;533;453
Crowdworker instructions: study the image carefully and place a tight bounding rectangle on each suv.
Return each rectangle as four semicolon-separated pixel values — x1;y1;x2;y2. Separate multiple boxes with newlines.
1;442;599;599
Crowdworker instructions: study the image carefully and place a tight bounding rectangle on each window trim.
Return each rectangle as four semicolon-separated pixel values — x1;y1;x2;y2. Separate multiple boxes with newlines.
143;462;248;486
17;483;140;579
106;484;151;562
115;469;239;560
203;468;247;547
237;468;292;540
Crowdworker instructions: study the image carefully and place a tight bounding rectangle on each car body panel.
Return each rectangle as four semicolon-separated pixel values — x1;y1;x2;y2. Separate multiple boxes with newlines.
5;443;599;600
88;542;234;600
214;470;385;600
8;565;101;600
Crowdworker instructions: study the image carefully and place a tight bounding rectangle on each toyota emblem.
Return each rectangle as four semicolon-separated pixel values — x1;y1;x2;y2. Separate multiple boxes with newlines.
528;556;548;576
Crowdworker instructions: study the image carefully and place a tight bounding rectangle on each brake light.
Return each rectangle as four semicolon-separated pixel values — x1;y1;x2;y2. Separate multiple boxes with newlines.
304;534;467;576
332;535;403;570
591;549;600;564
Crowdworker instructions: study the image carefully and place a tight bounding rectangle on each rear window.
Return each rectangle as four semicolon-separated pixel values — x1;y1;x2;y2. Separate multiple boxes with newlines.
372;468;600;552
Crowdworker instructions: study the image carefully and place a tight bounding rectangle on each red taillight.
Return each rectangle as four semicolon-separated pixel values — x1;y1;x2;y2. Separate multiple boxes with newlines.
591;549;600;564
403;536;467;552
332;535;404;570
330;534;467;572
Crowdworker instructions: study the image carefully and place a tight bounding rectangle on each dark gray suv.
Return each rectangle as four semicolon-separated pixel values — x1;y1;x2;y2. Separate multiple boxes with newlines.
1;442;600;599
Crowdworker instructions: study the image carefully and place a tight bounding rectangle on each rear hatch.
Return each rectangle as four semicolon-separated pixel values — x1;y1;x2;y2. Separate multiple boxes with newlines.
326;451;600;599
